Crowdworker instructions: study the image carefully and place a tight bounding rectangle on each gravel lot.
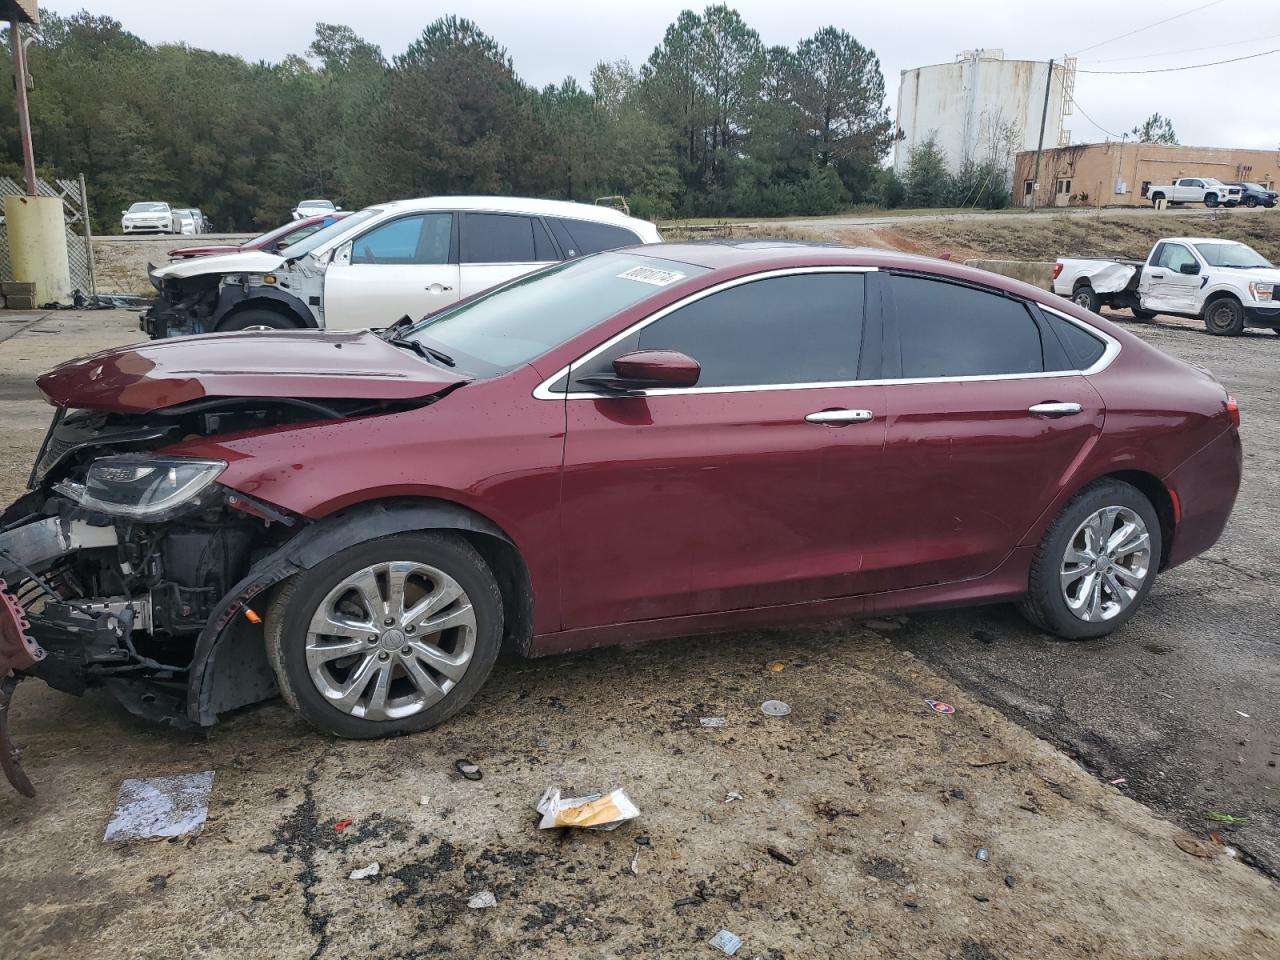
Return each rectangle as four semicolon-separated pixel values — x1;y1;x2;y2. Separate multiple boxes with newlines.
0;311;1277;960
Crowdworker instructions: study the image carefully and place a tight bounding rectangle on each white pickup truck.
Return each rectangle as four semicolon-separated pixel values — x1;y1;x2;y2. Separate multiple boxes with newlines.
1146;177;1241;208
1053;236;1280;336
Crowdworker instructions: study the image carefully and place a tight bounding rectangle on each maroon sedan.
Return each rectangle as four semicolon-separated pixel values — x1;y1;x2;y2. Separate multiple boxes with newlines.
0;243;1241;791
167;212;349;260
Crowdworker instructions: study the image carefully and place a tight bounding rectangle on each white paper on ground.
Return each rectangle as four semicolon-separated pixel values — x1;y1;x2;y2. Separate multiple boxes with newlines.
103;771;214;842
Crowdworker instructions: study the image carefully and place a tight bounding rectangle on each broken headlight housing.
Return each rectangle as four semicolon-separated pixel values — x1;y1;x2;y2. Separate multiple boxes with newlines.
53;456;226;520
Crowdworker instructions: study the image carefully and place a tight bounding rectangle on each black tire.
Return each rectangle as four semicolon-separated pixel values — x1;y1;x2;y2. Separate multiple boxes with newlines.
1071;284;1101;313
1018;480;1162;640
217;308;303;332
1204;297;1245;336
1149;193;1164;206
1225;200;1238;208
1244;197;1258;208
1204;194;1219;208
265;532;503;739
1132;307;1158;320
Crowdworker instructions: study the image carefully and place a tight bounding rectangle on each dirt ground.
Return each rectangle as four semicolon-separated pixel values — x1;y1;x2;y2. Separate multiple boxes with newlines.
92;234;252;296
0;311;1277;959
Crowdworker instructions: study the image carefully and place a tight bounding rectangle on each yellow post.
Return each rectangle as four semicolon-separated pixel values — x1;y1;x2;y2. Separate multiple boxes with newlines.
5;194;72;304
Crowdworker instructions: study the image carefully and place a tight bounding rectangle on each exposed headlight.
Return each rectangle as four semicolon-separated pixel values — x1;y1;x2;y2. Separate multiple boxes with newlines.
1249;282;1274;302
53;456;226;519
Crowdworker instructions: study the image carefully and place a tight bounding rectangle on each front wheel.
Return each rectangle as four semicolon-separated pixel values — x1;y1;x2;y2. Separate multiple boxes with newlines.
1204;298;1245;336
1244;197;1259;208
265;532;503;738
1019;480;1161;640
217;309;303;332
1204;194;1219;208
1071;285;1101;313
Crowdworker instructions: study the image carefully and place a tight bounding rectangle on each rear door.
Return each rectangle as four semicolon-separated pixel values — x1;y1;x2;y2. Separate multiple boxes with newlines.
865;273;1107;594
558;269;885;628
457;212;560;299
323;212;457;329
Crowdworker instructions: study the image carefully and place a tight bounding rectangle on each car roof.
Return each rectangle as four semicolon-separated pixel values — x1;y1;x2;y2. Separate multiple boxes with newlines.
374;195;649;227
1163;237;1246;245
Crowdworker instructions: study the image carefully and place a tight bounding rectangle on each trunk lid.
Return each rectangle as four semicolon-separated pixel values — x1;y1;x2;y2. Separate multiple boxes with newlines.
36;330;471;413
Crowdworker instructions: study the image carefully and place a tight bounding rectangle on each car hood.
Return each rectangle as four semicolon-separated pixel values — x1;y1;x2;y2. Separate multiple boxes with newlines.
169;244;244;259
152;249;287;280
36;330;471;413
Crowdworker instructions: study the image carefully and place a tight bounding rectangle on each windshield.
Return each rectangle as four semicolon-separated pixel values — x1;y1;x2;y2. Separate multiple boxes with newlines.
1194;243;1273;269
299;200;334;210
128;202;168;213
407;253;708;373
280;208;380;260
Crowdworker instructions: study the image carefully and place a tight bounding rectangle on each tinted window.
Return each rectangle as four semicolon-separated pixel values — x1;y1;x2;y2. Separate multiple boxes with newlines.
562;219;642;256
1043;312;1106;369
632;273;864;387
462;213;552;263
891;275;1044;378
533;219;558;262
351;213;450;265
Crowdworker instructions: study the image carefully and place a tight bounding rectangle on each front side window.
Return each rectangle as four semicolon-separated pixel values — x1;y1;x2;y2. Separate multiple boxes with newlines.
351;213;451;266
461;213;557;264
1154;243;1198;271
615;273;865;388
891;275;1045;378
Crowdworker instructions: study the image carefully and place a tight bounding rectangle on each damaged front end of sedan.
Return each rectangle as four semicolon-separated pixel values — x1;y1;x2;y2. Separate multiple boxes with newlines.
0;333;472;795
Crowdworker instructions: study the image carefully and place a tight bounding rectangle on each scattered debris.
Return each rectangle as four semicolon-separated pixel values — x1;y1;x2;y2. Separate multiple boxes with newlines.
455;759;483;781
932;834;945;846
767;661;786;673
968;758;1007;768
766;846;796;866
814;800;860;820
975;848;990;862
700;716;727;728
674;896;701;908
1174;834;1218;859
760;699;791;717
1235;711;1250;719
630;845;642;875
333;818;353;834
1109;777;1128;787
925;699;955;714
972;629;997;644
1204;812;1249;824
635;835;651;846
1004;875;1017;889
467;890;497;909
973;894;990;903
349;862;380;880
418;795;430;807
536;785;640;831
103;771;214;843
708;929;743;955
724;790;743;803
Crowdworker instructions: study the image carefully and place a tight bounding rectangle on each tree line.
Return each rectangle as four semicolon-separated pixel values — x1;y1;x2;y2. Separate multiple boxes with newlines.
0;7;926;231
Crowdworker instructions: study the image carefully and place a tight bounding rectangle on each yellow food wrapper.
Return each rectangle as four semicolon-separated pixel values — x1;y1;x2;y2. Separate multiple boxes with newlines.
536;786;640;831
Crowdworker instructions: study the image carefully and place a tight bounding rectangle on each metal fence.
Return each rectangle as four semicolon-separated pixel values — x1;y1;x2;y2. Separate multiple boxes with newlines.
0;175;96;297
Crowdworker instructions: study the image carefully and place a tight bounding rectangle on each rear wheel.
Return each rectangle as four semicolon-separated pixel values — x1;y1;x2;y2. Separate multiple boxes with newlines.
1149;193;1165;206
1019;480;1161;640
265;532;503;738
1071;285;1101;313
217;308;302;332
1204;297;1245;336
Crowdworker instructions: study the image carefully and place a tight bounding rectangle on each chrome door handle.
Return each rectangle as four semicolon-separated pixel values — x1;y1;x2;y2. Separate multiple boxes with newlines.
1029;402;1082;417
805;409;875;425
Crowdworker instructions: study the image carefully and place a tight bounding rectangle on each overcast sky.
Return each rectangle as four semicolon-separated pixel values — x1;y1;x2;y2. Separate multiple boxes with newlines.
37;0;1280;151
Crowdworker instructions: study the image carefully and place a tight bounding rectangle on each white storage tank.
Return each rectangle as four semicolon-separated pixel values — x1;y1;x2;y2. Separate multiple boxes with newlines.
893;50;1076;175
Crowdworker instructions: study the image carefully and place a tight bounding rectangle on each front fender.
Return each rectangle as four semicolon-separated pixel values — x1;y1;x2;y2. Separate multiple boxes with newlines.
186;498;513;726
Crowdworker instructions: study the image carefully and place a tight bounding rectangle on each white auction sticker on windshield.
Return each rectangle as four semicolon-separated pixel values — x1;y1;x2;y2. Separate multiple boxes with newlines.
617;266;685;286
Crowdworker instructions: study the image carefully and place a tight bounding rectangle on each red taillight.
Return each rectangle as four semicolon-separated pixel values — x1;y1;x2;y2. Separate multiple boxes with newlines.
1226;395;1240;428
1052;262;1064;280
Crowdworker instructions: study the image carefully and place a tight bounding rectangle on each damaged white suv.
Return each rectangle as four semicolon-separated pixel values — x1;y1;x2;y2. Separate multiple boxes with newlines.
142;197;662;338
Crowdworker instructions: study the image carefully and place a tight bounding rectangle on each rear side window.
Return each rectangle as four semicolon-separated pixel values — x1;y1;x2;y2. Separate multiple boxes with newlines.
462;213;557;264
1043;312;1107;369
632;273;864;387
890;275;1044;378
550;218;642;257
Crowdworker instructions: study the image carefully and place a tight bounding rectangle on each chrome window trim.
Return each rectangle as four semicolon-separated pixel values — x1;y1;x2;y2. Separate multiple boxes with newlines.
531;268;1121;401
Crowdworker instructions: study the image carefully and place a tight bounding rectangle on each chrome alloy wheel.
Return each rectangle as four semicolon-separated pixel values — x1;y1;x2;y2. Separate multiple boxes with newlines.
1060;506;1152;623
305;561;477;720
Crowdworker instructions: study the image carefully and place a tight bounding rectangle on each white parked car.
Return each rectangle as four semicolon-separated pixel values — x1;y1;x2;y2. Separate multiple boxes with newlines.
1146;178;1242;208
1053;237;1280;335
292;199;337;220
173;208;200;236
143;197;662;338
121;202;177;234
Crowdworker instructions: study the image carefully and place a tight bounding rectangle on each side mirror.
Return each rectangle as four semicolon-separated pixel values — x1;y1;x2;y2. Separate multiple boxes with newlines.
1178;262;1200;275
578;349;701;392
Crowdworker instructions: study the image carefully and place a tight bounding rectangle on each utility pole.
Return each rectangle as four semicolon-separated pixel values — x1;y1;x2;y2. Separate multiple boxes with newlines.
9;17;36;195
1029;58;1055;212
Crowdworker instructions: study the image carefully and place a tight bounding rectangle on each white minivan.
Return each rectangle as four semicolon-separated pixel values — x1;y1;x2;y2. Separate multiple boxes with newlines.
144;197;661;338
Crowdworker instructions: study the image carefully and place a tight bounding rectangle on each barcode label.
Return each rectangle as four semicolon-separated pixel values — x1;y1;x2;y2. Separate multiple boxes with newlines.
617;266;685;286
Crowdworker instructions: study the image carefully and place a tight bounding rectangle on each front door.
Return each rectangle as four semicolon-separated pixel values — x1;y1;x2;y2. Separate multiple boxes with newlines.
1140;241;1203;314
457;212;560;300
558;270;885;629
323;212;458;330
865;273;1106;592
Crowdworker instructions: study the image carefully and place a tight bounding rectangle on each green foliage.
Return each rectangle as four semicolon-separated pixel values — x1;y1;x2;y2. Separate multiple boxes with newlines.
1130;112;1178;145
1;8;901;230
903;134;950;208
